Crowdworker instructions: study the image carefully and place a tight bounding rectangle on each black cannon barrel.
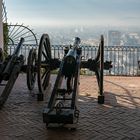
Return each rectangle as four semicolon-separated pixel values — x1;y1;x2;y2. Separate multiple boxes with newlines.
62;49;77;77
13;37;24;56
3;38;25;79
62;37;81;77
73;37;81;48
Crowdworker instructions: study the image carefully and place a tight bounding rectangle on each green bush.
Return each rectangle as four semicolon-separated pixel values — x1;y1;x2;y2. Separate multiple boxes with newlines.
3;23;9;57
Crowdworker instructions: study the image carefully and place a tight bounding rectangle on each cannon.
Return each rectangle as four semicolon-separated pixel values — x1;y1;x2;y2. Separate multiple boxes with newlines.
42;34;112;128
0;38;25;107
0;35;57;108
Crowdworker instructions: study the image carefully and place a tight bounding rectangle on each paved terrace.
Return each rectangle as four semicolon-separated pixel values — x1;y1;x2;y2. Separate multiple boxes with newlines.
0;75;140;140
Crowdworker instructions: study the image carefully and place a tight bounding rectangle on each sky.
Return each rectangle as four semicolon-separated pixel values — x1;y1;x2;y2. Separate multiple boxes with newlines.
5;0;140;28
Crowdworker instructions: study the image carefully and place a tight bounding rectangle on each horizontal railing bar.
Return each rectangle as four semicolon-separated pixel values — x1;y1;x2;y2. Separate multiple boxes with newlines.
7;44;140;76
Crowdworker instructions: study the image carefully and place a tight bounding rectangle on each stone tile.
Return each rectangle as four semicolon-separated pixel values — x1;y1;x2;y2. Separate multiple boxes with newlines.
0;75;140;140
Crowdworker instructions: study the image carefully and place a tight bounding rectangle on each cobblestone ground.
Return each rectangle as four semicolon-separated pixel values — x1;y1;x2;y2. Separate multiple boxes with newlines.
0;74;140;140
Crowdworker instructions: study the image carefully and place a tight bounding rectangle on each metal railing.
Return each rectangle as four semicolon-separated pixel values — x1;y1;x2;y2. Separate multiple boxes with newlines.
7;44;140;76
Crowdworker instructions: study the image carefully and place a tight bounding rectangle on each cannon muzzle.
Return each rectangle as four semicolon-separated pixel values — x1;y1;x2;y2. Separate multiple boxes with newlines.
73;37;81;48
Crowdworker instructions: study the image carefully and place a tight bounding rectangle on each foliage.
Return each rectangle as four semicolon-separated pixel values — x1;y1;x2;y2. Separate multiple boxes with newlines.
3;22;9;57
51;68;94;76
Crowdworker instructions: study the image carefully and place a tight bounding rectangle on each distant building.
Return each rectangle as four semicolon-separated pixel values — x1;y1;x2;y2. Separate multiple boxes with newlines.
108;30;121;46
124;33;140;46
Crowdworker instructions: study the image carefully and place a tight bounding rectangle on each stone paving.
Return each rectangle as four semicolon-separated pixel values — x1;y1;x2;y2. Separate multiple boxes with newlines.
0;74;140;140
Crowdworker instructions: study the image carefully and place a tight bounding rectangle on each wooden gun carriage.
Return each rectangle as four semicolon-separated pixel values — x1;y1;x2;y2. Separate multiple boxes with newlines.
40;34;112;128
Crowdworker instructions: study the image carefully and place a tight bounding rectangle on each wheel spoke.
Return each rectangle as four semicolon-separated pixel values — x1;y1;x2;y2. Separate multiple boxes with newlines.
44;39;51;59
41;68;49;79
42;70;50;89
42;50;49;61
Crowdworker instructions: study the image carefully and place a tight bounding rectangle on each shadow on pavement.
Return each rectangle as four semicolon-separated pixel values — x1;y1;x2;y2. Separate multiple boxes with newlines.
0;75;140;139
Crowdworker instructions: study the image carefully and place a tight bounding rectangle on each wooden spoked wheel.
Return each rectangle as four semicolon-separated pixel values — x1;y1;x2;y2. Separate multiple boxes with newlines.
37;34;52;101
27;48;37;91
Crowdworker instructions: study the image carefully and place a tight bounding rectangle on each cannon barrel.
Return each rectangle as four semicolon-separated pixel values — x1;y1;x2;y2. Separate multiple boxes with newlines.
3;38;24;79
13;38;24;56
62;48;77;77
73;37;81;48
62;37;81;77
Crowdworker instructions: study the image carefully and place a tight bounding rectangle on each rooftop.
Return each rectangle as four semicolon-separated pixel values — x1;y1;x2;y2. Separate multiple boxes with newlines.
0;74;140;139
